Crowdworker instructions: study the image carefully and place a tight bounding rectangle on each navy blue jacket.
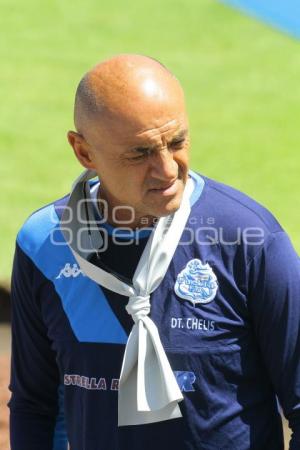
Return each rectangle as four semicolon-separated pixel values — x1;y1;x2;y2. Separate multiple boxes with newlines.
9;172;300;449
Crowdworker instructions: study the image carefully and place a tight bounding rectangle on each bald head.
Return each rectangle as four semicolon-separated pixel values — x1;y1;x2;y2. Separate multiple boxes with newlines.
74;54;185;134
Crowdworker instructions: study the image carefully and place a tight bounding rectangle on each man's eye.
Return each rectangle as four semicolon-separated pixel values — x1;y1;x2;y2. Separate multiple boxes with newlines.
129;154;146;161
170;139;185;149
128;152;148;161
128;148;151;161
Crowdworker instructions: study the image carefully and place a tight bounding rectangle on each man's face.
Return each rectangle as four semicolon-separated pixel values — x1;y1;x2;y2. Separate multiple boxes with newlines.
84;105;190;226
70;73;190;227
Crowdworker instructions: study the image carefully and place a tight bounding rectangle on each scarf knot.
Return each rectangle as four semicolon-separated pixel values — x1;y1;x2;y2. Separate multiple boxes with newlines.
126;295;151;322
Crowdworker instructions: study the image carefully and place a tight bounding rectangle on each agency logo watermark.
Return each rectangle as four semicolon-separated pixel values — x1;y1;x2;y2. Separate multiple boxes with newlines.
50;199;266;252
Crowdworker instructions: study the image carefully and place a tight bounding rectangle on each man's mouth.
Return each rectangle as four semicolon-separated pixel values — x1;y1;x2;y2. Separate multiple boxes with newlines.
148;179;179;196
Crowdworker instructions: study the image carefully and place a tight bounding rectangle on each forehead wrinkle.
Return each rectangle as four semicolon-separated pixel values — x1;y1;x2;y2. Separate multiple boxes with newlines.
128;128;188;155
136;119;182;136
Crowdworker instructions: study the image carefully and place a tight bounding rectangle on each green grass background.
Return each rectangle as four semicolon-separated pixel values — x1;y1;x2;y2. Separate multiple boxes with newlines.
0;0;299;283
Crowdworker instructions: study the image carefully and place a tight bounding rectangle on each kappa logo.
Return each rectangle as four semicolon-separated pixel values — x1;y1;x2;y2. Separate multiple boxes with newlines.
175;259;218;305
56;263;85;279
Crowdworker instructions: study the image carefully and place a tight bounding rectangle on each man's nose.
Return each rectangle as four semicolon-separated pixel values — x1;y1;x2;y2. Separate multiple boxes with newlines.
149;148;178;181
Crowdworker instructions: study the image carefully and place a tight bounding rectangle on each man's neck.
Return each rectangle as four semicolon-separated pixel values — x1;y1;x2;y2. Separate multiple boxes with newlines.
93;185;156;230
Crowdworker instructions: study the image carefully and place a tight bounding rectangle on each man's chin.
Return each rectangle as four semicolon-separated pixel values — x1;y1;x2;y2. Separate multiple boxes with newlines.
151;196;183;218
136;199;182;228
142;182;186;221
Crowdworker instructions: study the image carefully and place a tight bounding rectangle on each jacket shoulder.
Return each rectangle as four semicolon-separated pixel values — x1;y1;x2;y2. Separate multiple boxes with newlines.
17;195;69;257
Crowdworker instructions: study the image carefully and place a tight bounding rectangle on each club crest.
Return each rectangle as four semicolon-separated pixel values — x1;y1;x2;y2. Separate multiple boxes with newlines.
175;259;218;305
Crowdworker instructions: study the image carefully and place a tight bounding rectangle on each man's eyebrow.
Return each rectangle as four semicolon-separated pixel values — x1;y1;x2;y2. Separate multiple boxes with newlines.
170;129;188;142
130;145;155;154
128;129;189;154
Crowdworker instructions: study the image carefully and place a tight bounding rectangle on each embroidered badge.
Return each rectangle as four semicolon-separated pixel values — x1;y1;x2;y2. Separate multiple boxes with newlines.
173;371;196;392
174;259;218;305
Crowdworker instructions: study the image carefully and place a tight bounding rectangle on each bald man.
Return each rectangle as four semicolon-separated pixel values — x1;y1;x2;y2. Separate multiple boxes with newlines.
9;55;300;450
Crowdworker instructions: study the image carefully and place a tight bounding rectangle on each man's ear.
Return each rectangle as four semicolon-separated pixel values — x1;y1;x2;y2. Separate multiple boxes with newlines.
67;131;95;169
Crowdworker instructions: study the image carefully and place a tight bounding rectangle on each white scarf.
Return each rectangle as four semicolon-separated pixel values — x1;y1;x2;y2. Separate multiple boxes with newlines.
61;170;194;426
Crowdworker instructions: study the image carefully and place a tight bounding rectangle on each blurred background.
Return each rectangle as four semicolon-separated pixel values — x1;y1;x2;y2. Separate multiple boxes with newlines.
0;0;299;448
